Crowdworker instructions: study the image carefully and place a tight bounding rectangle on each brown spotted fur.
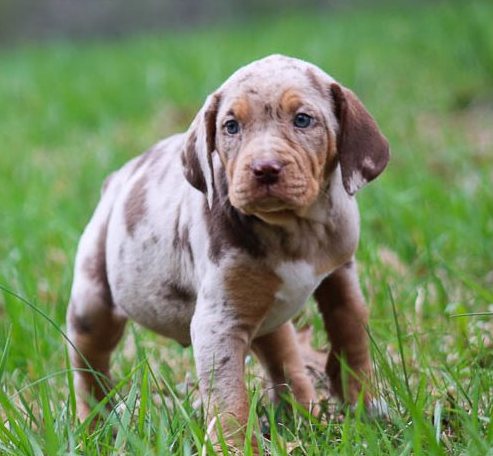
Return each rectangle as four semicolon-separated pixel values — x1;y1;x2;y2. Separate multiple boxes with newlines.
66;55;390;451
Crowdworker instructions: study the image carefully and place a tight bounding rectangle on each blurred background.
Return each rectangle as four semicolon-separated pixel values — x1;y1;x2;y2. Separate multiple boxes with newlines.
1;0;399;44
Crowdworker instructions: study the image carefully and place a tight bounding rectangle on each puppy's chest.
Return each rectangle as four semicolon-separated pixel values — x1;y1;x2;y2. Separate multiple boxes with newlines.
258;260;327;335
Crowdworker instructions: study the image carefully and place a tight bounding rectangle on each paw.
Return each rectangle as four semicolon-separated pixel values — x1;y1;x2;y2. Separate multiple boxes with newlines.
366;397;389;419
347;396;389;419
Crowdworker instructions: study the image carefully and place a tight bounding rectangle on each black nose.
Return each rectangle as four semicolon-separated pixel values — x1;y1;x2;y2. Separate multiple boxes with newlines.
251;159;283;185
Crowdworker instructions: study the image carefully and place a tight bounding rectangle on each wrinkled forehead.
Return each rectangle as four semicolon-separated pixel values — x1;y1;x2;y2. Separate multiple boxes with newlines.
216;55;336;114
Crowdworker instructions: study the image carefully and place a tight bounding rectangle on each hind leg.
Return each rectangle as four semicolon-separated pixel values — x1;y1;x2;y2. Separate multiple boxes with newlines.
252;322;317;412
67;297;126;422
67;220;126;422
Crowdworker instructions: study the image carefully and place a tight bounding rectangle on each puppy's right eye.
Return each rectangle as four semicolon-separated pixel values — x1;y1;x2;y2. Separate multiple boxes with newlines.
224;119;240;135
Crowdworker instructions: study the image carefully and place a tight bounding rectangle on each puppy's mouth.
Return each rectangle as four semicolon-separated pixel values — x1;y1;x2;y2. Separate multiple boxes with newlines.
228;164;319;221
236;193;299;222
248;195;291;212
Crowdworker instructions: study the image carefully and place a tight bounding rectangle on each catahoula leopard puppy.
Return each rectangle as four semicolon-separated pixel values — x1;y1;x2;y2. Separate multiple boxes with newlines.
67;54;389;434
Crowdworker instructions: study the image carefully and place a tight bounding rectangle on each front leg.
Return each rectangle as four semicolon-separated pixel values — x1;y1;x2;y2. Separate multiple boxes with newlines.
191;309;251;436
191;264;277;447
314;260;372;405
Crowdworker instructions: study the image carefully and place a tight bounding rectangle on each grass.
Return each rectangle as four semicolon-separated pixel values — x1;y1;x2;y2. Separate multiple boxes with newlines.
1;0;493;454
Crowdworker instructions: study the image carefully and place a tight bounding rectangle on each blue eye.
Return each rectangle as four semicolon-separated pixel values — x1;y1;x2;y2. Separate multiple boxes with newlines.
225;119;240;135
294;113;312;128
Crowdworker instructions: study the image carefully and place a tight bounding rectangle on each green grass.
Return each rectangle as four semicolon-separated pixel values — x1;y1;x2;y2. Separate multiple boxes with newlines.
1;0;493;454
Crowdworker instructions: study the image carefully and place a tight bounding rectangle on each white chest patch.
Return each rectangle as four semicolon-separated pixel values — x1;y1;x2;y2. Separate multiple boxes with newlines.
258;260;326;335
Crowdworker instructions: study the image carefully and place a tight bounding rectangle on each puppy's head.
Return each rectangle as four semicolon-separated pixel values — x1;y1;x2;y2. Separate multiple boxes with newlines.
182;55;389;220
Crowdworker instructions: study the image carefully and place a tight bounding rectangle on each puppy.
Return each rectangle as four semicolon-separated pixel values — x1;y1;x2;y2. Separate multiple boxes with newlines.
67;54;389;438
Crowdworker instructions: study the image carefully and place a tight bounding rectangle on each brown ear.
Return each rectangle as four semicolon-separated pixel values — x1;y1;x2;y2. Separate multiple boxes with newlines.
181;93;221;207
331;83;390;195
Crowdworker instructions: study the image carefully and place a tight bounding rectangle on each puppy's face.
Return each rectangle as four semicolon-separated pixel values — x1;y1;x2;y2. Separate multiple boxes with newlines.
215;73;337;219
182;55;390;221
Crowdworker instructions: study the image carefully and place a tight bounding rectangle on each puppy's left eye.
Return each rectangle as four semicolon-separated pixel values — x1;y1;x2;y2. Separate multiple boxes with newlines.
293;113;313;128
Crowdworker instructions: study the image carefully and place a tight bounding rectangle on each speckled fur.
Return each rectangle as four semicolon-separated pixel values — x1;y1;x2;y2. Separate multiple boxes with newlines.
66;54;389;442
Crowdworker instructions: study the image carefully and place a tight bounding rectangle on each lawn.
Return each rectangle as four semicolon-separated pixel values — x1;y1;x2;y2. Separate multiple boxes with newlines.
1;0;493;454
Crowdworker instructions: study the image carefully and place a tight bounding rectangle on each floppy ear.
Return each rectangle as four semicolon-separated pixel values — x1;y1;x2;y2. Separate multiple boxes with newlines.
330;83;390;195
181;93;221;208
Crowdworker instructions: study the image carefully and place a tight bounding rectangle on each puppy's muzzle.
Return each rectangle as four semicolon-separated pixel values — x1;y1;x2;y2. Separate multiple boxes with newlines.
251;159;284;185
